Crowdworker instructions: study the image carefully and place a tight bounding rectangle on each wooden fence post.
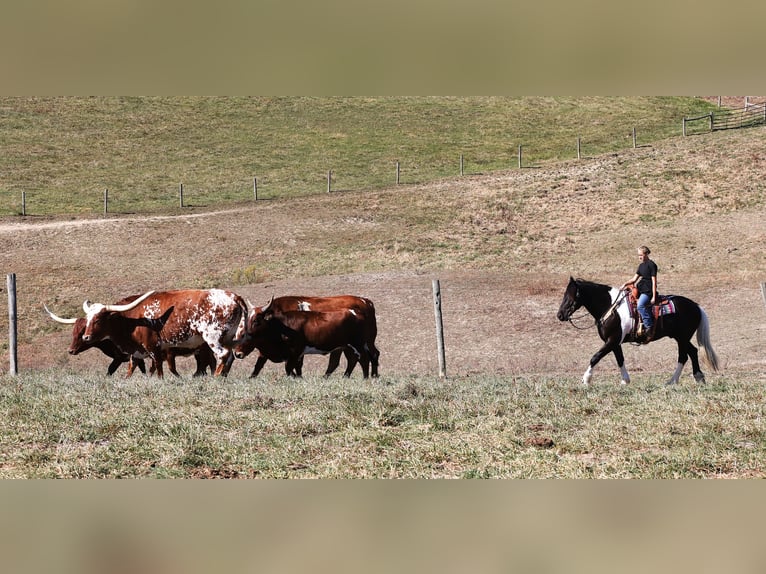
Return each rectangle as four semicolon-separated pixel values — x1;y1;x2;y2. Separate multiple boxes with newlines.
518;145;522;168
253;177;258;201
179;183;184;208
103;188;109;216
327;170;332;193
577;137;581;160
460;154;464;176
396;161;400;185
760;282;766;310
7;273;18;375
633;127;637;148
432;279;446;378
21;191;26;216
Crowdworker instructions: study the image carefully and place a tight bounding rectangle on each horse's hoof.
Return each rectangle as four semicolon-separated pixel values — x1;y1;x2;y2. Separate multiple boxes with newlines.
693;373;706;384
665;380;677;386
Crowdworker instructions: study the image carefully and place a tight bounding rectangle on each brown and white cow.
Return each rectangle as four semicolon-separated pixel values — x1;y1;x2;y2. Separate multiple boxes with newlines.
234;299;373;378
45;296;216;377
77;289;247;377
242;295;380;378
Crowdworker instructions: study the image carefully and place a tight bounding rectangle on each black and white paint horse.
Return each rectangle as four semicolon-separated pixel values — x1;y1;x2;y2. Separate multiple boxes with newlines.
557;277;719;385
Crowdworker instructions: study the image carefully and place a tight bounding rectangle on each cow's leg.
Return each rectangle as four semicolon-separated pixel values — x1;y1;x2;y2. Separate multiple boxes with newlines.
324;349;343;377
342;347;359;377
286;354;303;377
214;352;235;377
165;351;181;377
134;357;147;375
250;355;269;378
152;354;164;378
107;358;123;376
366;342;380;377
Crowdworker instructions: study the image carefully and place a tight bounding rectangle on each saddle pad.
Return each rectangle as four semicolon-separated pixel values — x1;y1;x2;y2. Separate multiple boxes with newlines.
658;298;676;316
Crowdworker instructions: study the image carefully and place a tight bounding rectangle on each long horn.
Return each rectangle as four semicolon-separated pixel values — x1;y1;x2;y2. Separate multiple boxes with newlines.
261;295;274;313
103;290;156;312
43;304;78;324
83;290;156;315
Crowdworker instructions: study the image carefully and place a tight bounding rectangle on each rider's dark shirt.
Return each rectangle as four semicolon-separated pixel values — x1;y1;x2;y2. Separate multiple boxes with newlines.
635;260;658;295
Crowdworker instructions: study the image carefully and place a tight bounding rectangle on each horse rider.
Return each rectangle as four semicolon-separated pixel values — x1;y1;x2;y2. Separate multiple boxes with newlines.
620;245;658;343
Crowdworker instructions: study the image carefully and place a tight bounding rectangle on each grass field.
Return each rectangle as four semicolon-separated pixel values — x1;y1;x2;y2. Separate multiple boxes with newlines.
2;370;764;478
1;96;765;478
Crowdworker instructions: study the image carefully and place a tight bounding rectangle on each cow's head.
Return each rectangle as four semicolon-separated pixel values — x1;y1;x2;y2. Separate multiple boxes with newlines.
81;290;155;343
235;298;276;359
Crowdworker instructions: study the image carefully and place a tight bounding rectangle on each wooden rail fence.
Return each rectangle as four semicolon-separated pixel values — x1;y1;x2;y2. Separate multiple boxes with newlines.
685;102;766;135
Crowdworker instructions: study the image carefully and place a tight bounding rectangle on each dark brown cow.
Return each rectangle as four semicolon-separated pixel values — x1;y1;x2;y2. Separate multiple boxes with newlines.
45;297;216;377
234;301;372;378
243;295;380;378
44;311;148;376
78;289;247;377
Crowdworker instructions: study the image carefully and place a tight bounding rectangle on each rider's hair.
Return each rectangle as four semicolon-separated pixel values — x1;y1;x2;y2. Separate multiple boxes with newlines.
638;245;651;255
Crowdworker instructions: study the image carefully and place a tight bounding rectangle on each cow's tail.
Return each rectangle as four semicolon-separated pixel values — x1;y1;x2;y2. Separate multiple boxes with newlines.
696;307;720;372
362;297;380;376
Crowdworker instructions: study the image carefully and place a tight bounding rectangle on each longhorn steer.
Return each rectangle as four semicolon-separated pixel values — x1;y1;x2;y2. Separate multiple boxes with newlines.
234;304;372;378
80;289;247;377
243;295;380;378
45;311;148;376
45;296;215;377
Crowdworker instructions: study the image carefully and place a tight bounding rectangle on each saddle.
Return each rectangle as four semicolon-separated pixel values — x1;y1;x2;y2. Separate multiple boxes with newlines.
625;288;676;336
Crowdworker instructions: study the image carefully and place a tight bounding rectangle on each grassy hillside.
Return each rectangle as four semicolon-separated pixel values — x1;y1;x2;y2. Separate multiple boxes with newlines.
0;97;717;215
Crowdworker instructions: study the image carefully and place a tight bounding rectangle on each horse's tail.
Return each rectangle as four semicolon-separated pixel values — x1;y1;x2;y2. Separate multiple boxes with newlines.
696;307;720;372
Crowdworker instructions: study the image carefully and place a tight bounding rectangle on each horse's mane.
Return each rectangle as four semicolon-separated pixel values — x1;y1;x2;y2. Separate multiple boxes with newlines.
574;278;611;291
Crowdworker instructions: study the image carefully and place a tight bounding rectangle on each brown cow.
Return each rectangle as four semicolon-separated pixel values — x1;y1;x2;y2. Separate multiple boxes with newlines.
78;289;247;377
45;297;216;377
243;295;380;378
234;300;372;378
44;307;148;376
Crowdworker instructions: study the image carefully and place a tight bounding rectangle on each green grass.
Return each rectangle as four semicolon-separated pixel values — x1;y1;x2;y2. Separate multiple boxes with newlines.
0;96;718;216
2;370;763;478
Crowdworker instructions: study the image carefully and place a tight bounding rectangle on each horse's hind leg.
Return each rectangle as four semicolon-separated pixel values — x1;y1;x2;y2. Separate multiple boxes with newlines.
687;342;705;383
666;338;690;385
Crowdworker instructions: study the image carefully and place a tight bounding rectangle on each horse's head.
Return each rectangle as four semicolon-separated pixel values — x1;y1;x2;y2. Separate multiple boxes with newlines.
557;277;582;321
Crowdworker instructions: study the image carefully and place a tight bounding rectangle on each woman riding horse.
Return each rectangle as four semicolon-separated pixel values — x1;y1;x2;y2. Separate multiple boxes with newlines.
557;277;719;386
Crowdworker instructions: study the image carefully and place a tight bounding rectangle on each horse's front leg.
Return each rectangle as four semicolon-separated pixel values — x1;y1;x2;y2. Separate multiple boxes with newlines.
612;345;630;385
582;336;623;386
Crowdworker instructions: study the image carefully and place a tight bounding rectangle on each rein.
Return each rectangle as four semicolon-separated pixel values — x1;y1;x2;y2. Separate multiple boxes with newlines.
568;309;597;330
